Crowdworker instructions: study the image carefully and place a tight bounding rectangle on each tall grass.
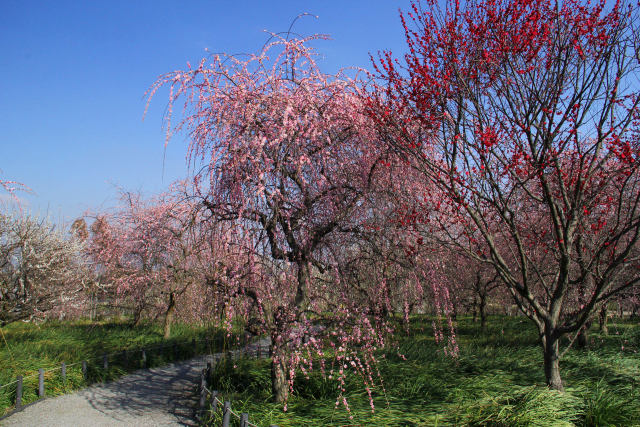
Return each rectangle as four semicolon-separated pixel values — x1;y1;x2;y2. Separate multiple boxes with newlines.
202;316;639;426
2;316;637;425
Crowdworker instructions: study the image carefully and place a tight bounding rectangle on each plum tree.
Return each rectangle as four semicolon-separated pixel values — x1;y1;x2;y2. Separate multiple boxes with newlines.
369;0;640;390
147;30;412;406
0;213;88;325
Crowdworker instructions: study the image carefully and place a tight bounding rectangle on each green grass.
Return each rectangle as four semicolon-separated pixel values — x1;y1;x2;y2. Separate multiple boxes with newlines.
0;319;233;417
202;316;640;426
2;316;637;425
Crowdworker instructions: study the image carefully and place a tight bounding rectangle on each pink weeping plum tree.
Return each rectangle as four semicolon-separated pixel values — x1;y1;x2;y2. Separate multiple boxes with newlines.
146;32;428;407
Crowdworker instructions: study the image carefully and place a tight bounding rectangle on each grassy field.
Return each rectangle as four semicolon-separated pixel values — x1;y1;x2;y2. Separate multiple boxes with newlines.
0;319;231;417
204;316;640;426
1;316;638;425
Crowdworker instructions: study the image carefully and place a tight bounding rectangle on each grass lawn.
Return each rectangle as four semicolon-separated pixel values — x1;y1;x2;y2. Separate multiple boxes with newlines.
204;316;640;426
0;319;230;417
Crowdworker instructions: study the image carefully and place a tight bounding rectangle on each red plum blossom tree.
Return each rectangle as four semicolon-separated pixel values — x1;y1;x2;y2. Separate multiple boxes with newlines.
370;0;640;390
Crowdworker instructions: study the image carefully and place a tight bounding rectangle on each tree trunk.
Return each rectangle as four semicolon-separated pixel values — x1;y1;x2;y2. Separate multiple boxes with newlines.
619;302;624;318
577;326;589;348
472;295;478;323
577;318;592;349
271;352;288;403
268;259;310;404
270;332;288;403
599;305;608;335
270;307;289;403
131;307;143;327
294;260;311;310
479;293;487;331
163;292;176;339
542;329;564;391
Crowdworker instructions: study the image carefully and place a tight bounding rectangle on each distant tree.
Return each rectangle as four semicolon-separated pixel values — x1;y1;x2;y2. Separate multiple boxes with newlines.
370;0;640;390
71;218;89;242
0;213;88;325
88;188;217;336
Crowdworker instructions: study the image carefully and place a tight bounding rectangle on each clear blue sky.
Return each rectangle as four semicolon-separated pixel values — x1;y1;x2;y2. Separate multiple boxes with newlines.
0;0;409;222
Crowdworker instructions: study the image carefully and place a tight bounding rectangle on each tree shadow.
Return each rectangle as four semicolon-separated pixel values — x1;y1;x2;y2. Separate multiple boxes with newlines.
78;357;215;426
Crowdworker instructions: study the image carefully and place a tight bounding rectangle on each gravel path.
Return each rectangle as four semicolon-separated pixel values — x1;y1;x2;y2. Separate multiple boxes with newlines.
1;354;214;427
2;339;269;427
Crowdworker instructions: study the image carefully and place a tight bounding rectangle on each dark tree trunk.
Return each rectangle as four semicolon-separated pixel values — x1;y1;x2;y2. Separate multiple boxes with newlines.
542;329;564;391
577;326;588;348
577;318;592;349
472;295;478;323
163;292;176;339
479;293;487;331
599;305;608;335
131;307;143;328
294;260;311;310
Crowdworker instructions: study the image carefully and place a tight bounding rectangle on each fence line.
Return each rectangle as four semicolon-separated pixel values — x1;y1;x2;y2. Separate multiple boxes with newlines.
0;334;249;421
196;346;279;427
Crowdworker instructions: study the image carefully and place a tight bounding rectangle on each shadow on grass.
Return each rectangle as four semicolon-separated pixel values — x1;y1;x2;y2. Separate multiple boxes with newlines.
202;316;640;426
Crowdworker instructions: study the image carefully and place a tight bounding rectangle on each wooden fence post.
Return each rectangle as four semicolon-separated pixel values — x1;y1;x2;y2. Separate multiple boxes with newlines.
199;370;207;410
211;390;218;413
15;375;22;409
222;400;231;427
38;368;44;398
141;349;147;368
240;413;248;427
61;362;66;383
82;361;87;380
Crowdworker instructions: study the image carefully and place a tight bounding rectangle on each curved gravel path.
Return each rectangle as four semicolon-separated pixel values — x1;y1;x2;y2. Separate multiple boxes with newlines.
1;354;215;427
2;339;269;427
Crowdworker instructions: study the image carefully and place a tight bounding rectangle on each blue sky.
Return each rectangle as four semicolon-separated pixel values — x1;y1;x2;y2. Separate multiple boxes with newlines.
0;0;409;222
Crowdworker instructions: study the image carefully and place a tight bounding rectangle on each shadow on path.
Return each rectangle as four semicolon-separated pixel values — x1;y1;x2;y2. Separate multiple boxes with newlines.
2;356;215;426
2;339;271;427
